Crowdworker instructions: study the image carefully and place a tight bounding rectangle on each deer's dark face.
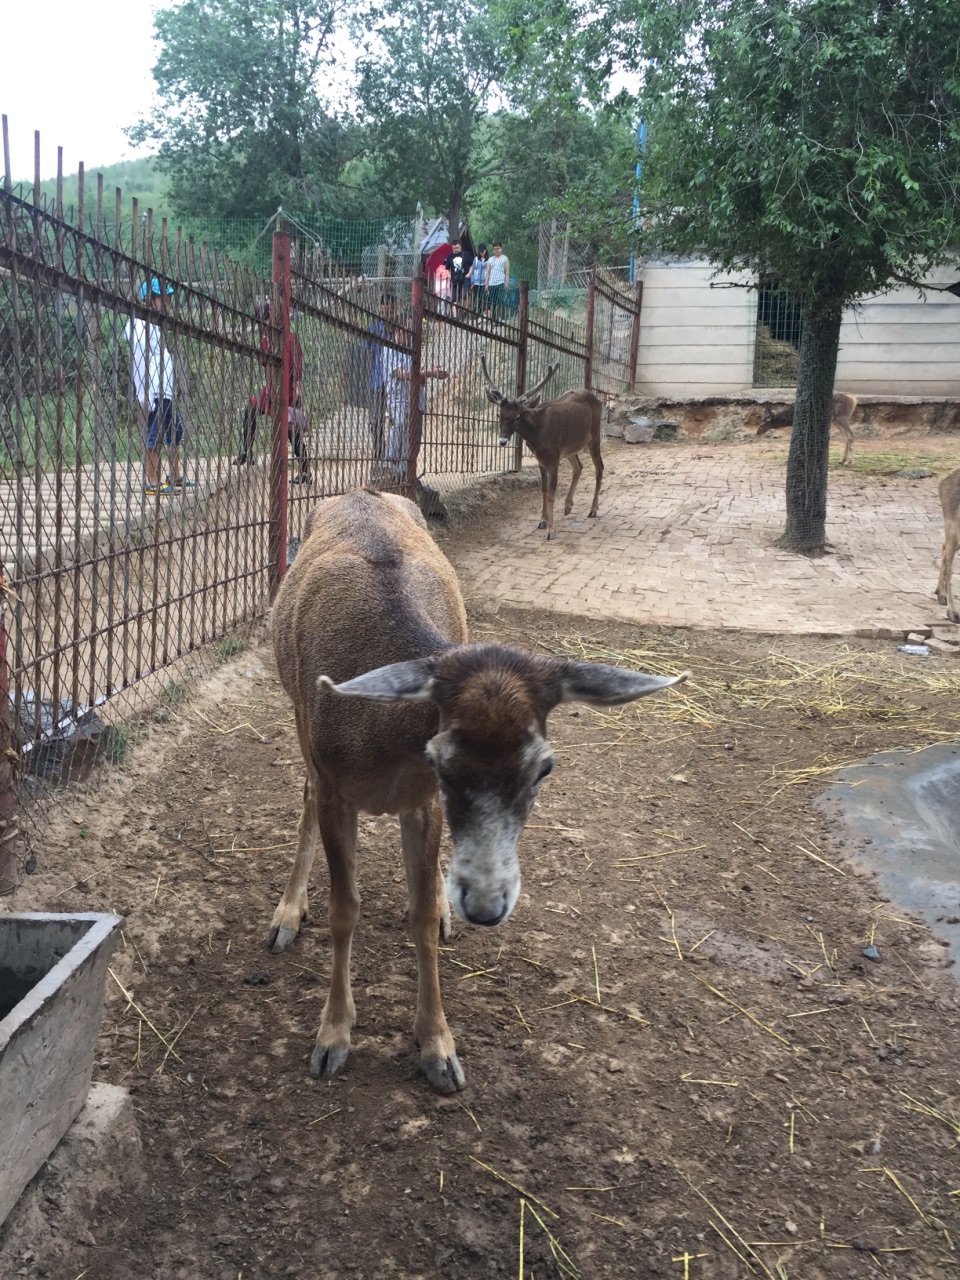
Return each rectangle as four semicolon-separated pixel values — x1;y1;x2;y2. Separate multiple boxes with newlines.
497;400;538;446
425;664;555;926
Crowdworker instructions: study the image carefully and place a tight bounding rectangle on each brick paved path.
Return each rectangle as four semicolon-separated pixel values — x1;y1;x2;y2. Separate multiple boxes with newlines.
450;438;960;635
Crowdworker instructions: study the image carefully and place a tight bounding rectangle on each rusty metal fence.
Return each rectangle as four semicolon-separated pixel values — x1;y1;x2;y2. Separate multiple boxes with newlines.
0;132;642;882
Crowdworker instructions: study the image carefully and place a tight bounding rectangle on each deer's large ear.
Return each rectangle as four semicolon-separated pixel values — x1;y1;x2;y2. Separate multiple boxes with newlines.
319;659;435;701
484;388;504;405
525;395;542;409
558;663;688;707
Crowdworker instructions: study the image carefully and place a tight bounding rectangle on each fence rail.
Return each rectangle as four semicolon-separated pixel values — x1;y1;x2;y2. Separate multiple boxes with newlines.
0;130;641;874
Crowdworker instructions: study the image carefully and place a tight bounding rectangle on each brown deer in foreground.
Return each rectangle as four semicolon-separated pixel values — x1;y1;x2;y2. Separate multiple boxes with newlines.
480;356;603;539
756;392;859;465
269;489;686;1093
936;468;960;622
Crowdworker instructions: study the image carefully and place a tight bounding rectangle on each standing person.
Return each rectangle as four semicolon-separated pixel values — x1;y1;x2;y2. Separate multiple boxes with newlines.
444;240;473;314
485;242;510;321
127;277;184;497
234;300;309;484
365;294;397;465
382;317;448;484
469;244;489;313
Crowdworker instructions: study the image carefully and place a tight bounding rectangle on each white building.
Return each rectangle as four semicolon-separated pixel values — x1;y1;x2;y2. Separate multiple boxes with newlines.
634;259;960;398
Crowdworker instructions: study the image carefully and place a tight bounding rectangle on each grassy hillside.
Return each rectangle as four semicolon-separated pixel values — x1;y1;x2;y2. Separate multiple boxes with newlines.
34;156;174;223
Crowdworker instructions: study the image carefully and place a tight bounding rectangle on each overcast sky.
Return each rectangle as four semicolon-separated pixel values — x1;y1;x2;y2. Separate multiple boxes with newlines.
4;0;166;180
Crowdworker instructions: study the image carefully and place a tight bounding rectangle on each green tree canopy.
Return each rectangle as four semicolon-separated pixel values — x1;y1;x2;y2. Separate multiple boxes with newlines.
130;0;350;219
352;0;513;235
595;0;960;549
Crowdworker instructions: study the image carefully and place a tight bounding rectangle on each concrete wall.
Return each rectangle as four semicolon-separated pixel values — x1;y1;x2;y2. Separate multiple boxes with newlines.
636;258;960;398
836;267;960;396
635;259;756;396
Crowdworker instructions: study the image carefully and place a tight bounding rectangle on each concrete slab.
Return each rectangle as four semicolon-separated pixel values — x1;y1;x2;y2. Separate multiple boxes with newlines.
0;1082;142;1276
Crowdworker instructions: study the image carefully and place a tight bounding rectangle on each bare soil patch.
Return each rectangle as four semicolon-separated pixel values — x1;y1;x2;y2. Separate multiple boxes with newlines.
5;590;960;1279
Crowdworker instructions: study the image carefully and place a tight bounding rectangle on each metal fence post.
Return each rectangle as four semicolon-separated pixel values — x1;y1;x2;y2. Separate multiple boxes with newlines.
513;280;530;472
269;228;291;600
629;280;644;390
584;270;596;390
406;271;425;503
0;567;18;896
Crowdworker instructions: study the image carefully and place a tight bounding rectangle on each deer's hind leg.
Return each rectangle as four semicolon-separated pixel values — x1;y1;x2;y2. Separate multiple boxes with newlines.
937;523;960;622
309;787;360;1079
268;715;320;951
537;463;549;529
836;419;854;466
401;799;464;1094
564;453;583;516
587;429;604;517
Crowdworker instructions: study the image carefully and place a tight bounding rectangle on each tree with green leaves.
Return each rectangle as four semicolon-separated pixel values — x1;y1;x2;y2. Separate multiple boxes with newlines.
353;0;512;236
130;0;350;220
600;0;960;550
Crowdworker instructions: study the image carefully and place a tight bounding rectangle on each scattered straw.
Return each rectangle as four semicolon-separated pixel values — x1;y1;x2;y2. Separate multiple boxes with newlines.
592;946;601;1003
884;1168;933;1226
108;968;184;1065
672;1163;777;1279
307;1107;341;1126
458;1100;482;1132
469;1157;557;1219
693;975;792;1048
796;844;846;876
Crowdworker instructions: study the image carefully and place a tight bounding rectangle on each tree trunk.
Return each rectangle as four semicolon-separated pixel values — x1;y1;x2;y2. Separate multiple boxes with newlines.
779;297;844;553
447;192;462;243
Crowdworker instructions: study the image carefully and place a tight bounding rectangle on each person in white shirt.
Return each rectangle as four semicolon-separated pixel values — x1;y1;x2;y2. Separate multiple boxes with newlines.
127;278;185;496
484;242;510;321
382;318;448;483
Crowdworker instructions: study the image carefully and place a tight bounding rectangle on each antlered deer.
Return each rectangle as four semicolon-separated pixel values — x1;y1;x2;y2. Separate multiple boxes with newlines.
480;356;603;539
936;468;960;622
269;489;686;1093
756;393;859;465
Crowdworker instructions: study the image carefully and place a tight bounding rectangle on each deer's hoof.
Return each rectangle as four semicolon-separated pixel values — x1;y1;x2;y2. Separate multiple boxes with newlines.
310;1042;350;1080
563;506;573;516
546;531;555;541
588;510;598;518
267;923;301;952
422;1053;465;1095
537;520;547;530
949;610;960;624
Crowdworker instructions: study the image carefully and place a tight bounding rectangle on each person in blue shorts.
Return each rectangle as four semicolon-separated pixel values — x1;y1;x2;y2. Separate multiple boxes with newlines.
127;277;186;496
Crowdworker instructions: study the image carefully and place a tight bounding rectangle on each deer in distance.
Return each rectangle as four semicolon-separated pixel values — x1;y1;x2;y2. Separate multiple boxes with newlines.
756;392;859;465
268;488;686;1093
936;468;960;623
480;356;604;539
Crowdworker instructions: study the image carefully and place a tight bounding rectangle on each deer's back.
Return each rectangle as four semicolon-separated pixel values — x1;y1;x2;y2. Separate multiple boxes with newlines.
272;490;467;805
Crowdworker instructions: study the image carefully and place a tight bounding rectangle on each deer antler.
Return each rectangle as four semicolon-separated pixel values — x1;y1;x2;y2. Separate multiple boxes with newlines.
519;361;560;405
479;354;504;403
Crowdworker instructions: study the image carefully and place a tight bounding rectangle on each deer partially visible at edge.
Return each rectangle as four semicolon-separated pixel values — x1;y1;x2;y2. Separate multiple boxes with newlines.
481;356;604;539
756;392;859;465
268;489;686;1094
936;468;960;623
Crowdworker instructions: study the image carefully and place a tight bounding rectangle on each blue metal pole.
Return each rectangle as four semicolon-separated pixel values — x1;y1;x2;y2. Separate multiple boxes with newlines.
629;117;647;284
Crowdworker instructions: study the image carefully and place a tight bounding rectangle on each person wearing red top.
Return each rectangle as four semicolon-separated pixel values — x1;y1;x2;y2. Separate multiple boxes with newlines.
234;301;310;484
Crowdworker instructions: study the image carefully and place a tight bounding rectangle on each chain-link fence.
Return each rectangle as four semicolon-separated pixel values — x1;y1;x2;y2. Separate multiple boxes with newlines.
0;139;642;881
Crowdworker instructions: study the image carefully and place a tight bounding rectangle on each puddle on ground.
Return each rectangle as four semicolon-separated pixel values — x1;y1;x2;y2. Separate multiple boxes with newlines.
819;742;960;966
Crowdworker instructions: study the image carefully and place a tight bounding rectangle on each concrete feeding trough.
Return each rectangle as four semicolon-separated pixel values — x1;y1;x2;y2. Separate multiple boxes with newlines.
0;912;122;1225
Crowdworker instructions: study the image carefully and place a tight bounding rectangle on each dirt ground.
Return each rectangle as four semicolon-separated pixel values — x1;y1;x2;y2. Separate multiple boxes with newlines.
6;480;960;1280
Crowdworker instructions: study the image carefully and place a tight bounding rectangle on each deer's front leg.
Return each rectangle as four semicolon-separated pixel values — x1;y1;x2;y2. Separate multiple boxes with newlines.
545;463;560;539
309;791;360;1080
400;801;464;1094
537;463;549;529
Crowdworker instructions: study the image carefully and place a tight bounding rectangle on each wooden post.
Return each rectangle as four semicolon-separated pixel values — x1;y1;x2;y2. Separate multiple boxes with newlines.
584;270;597;391
629;279;644;390
268;228;291;600
405;272;426;503
513;280;530;472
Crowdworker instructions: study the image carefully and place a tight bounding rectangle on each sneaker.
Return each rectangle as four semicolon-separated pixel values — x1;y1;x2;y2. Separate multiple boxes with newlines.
233;453;247;466
292;472;310;485
144;483;172;496
170;477;196;488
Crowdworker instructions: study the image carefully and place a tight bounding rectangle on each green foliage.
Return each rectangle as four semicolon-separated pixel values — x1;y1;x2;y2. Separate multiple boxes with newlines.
627;0;960;303
35;158;173;225
353;0;511;233
212;636;247;662
130;0;352;219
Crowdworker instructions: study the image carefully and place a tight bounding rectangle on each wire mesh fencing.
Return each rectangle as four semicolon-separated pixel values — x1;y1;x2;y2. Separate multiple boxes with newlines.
0;130;641;882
